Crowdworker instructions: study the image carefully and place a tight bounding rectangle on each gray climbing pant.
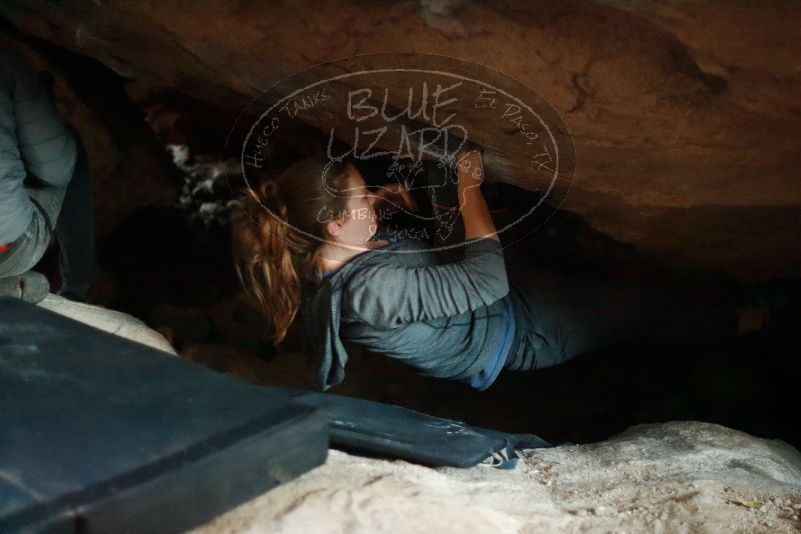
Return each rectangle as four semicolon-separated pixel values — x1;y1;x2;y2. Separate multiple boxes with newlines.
504;263;740;371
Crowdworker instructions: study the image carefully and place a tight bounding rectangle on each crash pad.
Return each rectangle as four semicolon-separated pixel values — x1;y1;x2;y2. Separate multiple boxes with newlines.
0;298;327;533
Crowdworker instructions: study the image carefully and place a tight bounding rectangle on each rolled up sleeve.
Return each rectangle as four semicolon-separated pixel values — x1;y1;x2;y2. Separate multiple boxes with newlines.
346;237;509;329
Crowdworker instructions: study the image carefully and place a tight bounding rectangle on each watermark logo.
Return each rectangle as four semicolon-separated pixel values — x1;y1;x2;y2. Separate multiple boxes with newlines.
228;53;574;254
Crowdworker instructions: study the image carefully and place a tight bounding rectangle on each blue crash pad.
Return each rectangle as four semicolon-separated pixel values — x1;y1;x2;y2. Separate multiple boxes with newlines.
0;298;327;533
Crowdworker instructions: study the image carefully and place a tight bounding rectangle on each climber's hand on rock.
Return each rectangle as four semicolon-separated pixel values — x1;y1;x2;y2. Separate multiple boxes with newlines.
373;183;418;213
455;143;484;191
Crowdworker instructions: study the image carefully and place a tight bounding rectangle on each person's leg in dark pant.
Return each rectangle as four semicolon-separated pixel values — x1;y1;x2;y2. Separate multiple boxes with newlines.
53;133;98;299
506;265;740;371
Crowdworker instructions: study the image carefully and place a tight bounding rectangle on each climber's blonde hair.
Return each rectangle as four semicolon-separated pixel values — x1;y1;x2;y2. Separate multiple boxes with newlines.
231;154;354;343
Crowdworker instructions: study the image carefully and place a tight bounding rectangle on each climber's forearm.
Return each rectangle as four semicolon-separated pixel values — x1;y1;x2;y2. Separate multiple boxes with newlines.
457;150;499;243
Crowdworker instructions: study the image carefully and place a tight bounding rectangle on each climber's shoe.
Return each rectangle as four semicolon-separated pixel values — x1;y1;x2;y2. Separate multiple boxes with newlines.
749;276;801;339
0;271;50;304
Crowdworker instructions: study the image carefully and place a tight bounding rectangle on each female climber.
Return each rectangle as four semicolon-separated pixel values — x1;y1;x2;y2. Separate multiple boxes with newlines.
231;144;797;391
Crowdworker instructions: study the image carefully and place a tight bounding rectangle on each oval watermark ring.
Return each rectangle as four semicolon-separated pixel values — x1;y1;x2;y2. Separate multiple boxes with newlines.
226;52;575;254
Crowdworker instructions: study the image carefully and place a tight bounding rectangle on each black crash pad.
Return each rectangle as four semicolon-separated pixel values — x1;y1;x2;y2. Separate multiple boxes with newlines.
272;387;552;469
0;298;327;533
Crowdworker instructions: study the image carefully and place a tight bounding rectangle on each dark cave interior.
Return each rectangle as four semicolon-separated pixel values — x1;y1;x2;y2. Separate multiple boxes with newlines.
3;8;800;452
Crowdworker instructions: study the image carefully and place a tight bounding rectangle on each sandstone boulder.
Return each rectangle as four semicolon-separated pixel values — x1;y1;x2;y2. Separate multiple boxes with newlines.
194;421;801;533
1;1;799;280
37;294;176;354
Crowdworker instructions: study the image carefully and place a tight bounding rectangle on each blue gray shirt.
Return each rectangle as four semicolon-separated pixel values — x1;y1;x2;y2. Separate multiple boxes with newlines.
1;46;77;243
301;232;513;391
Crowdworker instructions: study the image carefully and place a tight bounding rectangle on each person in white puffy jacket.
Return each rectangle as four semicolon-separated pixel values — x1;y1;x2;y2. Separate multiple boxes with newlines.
0;45;97;303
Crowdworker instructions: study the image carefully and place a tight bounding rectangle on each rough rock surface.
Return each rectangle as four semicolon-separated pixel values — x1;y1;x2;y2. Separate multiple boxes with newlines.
37;294;176;354
0;30;179;238
192;421;801;533
1;1;800;281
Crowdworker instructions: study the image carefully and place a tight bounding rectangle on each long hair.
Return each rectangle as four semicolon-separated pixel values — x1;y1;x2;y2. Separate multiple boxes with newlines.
231;153;354;343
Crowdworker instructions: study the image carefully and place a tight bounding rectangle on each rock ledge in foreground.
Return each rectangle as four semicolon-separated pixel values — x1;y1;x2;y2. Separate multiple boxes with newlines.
195;421;801;533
